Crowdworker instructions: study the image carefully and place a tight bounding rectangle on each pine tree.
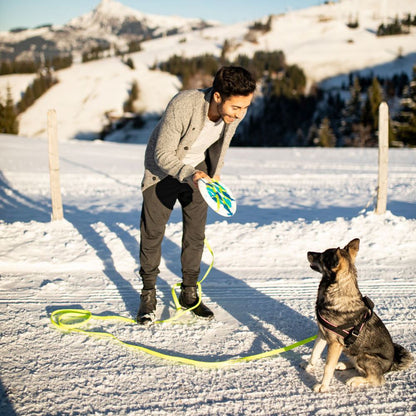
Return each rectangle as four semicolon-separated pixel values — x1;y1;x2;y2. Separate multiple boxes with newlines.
395;66;416;146
124;80;139;113
220;39;231;64
125;58;135;70
361;96;373;128
368;77;383;131
362;77;383;131
317;117;336;147
0;101;3;130
0;86;19;134
341;76;362;143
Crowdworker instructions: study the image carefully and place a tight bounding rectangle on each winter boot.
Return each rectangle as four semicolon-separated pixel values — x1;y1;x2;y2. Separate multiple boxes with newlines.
136;288;156;325
179;284;214;320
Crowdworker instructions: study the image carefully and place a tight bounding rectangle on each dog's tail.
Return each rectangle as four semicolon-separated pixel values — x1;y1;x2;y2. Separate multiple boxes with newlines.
390;343;414;371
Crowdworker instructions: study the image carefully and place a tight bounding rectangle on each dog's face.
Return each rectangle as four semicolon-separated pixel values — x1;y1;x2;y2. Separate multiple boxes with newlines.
307;238;360;275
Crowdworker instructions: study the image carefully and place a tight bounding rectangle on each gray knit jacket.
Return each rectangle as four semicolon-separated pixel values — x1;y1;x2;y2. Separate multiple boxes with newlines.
141;87;241;192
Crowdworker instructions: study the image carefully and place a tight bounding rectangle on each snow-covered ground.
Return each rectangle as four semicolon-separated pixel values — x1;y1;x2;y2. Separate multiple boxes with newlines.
1;134;415;415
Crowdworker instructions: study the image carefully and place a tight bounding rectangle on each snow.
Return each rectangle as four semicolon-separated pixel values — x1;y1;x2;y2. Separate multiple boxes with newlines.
17;58;180;141
1;134;415;415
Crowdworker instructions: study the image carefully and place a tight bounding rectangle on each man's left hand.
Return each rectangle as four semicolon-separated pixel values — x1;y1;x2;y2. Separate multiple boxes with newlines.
192;170;211;188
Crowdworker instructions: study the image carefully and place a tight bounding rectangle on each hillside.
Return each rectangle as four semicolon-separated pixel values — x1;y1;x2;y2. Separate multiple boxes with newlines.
0;0;416;141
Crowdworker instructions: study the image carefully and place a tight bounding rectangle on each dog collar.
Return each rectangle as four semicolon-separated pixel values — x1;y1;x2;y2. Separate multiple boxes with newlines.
317;296;374;347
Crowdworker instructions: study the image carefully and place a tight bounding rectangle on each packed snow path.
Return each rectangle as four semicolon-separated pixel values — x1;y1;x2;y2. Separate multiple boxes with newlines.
1;135;415;415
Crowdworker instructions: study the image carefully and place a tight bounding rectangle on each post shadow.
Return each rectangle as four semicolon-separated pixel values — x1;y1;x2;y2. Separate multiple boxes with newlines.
0;172;50;223
62;205;145;316
0;378;17;416
0;170;142;316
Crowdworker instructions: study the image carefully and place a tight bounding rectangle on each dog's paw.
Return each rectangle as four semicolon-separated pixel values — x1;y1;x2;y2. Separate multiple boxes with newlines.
300;360;314;372
346;376;367;388
313;383;329;393
335;361;349;371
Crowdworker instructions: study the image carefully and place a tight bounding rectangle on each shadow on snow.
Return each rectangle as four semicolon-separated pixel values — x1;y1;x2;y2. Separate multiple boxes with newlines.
1;171;319;372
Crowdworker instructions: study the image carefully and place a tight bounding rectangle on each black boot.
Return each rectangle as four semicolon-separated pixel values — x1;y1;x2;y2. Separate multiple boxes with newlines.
136;288;156;325
179;285;214;320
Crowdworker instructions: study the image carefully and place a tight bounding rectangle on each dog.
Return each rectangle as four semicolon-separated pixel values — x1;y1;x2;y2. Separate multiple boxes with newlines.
302;238;413;392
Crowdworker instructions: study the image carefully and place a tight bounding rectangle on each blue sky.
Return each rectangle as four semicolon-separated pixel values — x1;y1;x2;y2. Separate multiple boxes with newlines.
0;0;323;32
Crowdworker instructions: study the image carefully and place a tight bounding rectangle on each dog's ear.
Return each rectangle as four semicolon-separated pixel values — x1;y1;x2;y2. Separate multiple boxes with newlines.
345;238;360;261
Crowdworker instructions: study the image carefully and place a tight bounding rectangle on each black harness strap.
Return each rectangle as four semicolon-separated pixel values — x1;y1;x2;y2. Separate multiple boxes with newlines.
317;296;374;347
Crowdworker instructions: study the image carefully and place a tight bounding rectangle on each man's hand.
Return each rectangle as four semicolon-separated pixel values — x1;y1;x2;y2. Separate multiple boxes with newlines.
192;170;211;188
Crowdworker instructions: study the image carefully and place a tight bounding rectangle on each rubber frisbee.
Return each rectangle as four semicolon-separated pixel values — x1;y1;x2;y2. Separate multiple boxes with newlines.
198;178;236;217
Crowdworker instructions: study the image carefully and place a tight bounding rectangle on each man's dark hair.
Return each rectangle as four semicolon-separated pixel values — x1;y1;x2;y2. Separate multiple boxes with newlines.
212;66;256;99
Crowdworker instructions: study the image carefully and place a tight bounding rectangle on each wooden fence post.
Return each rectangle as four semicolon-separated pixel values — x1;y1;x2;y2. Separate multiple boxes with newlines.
47;109;64;221
375;102;389;215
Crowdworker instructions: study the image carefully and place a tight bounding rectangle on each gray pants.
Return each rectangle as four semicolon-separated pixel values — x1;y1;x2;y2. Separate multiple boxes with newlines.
139;162;208;290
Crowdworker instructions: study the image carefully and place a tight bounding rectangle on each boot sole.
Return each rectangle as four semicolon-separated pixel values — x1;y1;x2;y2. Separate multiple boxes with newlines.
187;309;215;320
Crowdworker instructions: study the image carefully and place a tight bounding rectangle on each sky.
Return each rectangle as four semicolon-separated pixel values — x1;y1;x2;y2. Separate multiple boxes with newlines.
0;0;323;32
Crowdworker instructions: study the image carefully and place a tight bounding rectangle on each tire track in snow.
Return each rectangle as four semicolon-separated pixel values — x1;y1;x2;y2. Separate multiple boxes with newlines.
1;280;415;304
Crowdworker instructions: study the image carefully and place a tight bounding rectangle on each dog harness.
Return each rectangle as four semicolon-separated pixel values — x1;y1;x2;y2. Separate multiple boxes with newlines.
317;296;374;347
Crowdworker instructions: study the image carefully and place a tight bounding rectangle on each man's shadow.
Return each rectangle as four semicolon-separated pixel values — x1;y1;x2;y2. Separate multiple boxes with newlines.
160;236;317;361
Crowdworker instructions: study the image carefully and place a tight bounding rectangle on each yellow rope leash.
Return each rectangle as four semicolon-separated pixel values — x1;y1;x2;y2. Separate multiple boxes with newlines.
50;309;316;369
50;239;317;368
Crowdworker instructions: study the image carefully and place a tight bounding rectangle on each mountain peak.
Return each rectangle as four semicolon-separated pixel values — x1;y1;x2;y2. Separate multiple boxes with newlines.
67;0;208;34
93;0;145;20
68;0;145;29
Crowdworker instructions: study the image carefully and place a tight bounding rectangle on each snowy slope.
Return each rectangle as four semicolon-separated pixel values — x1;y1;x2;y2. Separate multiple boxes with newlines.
1;0;416;141
0;134;415;415
17;58;180;141
231;0;416;84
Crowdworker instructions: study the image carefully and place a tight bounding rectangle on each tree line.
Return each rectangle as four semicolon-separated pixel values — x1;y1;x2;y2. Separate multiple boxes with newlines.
0;55;72;75
377;14;416;37
0;40;142;74
1;49;415;145
155;51;416;147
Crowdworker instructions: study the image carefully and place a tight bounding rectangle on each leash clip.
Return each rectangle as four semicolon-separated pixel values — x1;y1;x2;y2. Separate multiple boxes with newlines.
344;328;360;347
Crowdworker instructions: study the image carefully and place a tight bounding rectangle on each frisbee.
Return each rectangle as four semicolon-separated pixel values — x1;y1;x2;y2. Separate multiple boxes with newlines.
198;178;237;217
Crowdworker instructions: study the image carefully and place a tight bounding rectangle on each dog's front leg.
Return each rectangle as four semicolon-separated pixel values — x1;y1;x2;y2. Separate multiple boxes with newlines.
301;332;326;372
313;342;343;393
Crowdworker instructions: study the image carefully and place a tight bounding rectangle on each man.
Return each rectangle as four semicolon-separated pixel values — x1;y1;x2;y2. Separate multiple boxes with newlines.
137;66;256;325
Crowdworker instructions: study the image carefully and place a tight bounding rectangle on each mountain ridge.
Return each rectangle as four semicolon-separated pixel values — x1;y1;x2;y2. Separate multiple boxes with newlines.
0;0;215;62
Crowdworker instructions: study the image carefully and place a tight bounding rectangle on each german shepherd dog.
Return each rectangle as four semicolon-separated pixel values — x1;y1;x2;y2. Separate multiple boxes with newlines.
302;238;413;392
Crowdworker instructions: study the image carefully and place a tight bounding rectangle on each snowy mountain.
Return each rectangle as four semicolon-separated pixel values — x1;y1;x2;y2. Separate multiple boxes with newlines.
0;0;214;62
67;0;212;36
1;0;416;141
